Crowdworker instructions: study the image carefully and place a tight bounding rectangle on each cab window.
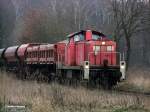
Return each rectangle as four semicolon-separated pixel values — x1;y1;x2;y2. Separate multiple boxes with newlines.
92;34;101;40
74;34;84;42
93;46;100;52
107;46;112;51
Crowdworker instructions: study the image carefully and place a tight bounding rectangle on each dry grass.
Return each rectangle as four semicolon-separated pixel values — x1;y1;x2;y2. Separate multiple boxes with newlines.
117;67;150;93
0;71;150;112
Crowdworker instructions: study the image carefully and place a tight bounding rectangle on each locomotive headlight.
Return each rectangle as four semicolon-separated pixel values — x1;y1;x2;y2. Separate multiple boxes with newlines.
121;65;125;69
83;61;90;80
120;61;126;80
85;65;89;69
85;61;89;68
120;62;125;69
102;41;105;45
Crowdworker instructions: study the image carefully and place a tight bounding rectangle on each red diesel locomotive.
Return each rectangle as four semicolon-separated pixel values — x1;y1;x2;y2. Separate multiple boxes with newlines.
56;30;126;87
0;30;126;88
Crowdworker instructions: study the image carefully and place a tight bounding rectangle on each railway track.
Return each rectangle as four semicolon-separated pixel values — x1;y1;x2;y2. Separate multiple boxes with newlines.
79;82;150;97
113;89;150;97
59;80;150;97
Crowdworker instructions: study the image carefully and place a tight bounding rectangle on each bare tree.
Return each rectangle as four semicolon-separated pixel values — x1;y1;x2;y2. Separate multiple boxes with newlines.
21;9;50;43
0;12;2;47
111;0;144;69
142;0;150;33
0;0;16;47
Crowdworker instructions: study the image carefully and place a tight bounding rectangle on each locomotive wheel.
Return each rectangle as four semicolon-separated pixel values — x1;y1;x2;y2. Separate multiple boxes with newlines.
96;78;102;89
72;79;78;88
102;77;112;89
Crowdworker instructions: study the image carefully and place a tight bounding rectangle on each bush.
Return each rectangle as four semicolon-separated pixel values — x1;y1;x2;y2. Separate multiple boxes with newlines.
0;102;4;112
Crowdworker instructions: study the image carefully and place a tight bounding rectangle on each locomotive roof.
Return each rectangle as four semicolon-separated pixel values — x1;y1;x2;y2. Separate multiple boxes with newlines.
67;30;106;38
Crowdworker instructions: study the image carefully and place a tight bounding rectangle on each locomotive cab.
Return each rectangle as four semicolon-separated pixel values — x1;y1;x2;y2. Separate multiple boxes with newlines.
66;30;125;83
66;30;123;67
56;30;126;88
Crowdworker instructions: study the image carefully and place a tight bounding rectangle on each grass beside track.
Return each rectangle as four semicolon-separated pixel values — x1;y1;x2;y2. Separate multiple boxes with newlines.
0;71;150;112
116;67;150;93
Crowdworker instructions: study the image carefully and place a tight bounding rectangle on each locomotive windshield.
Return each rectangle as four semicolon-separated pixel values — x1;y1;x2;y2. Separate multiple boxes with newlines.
68;30;107;43
92;34;102;40
74;34;84;42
